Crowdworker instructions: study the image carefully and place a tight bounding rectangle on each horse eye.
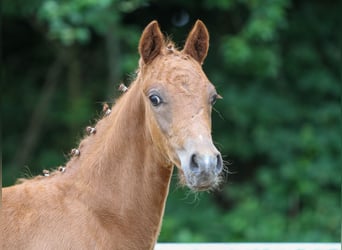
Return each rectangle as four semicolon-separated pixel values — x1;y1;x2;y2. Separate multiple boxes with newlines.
149;95;162;106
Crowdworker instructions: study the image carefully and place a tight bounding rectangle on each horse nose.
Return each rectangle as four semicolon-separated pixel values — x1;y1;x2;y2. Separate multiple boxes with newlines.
190;153;223;175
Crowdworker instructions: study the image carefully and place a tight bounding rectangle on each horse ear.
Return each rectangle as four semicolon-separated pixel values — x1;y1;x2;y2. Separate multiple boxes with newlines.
139;21;164;64
182;20;209;65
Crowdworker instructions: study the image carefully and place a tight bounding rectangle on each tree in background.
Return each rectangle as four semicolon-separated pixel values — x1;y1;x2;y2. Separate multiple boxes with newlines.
2;0;340;242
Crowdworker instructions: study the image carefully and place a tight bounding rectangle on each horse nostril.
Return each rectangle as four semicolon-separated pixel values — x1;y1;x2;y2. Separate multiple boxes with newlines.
190;154;200;173
215;154;223;174
189;153;222;174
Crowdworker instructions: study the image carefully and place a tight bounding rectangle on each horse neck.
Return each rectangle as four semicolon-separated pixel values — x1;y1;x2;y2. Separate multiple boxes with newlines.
63;80;173;240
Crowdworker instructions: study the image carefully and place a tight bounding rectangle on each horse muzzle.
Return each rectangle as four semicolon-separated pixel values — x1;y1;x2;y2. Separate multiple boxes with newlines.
176;140;223;191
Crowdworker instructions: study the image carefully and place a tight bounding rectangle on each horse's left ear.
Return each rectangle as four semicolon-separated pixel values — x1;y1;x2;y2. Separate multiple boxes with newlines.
182;20;209;65
139;21;164;64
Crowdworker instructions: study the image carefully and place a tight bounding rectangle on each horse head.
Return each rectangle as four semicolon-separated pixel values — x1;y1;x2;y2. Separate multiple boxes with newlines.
137;20;223;191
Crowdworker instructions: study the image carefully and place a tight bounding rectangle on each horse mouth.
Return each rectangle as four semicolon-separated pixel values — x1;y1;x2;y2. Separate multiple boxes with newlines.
178;169;220;191
188;176;220;191
189;183;214;191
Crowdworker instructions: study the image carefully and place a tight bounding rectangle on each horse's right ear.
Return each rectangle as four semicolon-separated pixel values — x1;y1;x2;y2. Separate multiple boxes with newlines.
139;21;164;64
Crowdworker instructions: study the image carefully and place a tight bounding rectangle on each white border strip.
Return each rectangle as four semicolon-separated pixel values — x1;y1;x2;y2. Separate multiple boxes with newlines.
155;243;340;250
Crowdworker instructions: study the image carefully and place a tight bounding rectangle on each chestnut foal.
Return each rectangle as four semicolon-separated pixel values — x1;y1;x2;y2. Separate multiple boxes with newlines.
2;20;223;250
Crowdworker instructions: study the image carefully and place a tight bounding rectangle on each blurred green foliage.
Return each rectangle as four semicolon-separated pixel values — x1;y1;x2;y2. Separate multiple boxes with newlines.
2;0;340;242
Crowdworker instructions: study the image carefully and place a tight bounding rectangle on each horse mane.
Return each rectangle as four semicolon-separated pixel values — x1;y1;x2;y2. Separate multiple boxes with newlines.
15;40;183;185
